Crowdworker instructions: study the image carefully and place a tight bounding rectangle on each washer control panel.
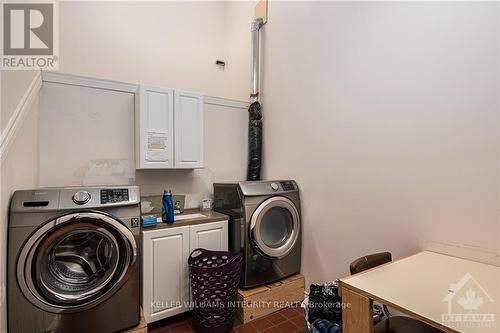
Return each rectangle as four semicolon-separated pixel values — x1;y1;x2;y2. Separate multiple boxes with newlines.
72;191;91;205
100;189;129;204
58;186;140;209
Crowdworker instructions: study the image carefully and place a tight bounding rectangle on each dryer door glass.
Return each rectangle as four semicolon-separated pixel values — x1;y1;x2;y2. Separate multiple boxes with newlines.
17;212;137;312
260;207;293;248
250;196;300;258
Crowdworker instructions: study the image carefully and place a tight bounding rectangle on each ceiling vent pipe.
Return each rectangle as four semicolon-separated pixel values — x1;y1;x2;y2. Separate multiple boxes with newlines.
247;17;264;181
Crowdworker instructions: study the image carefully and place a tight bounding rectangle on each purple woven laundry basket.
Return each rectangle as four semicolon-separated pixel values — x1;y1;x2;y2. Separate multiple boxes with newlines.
188;248;243;333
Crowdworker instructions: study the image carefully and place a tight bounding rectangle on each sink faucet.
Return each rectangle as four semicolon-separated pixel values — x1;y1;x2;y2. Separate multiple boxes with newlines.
174;200;183;214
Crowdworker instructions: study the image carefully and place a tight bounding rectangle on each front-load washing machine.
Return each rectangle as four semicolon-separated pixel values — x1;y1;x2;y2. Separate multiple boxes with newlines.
8;186;141;333
214;180;301;288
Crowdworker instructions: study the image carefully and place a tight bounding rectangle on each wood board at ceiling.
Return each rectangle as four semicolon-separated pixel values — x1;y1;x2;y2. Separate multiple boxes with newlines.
255;0;268;24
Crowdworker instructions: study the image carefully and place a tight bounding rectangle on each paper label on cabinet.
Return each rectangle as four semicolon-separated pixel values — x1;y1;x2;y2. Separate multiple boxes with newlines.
146;130;168;162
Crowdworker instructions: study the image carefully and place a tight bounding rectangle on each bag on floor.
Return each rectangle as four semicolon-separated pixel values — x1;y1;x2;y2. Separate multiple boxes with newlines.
302;281;343;333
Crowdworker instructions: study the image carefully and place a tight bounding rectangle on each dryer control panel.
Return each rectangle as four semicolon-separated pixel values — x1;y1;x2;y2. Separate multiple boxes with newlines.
280;181;295;191
237;180;298;196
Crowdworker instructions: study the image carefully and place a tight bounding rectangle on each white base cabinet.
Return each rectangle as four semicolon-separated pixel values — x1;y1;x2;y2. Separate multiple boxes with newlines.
142;226;190;323
190;220;228;253
142;220;228;323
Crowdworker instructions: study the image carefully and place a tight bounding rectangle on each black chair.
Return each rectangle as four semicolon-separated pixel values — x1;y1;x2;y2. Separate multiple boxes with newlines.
349;252;443;333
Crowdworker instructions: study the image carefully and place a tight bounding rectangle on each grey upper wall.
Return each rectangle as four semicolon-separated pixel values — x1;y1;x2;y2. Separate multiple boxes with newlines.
256;1;499;282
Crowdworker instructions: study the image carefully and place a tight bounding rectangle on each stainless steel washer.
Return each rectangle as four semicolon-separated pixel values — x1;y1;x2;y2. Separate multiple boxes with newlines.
8;186;141;333
214;180;301;288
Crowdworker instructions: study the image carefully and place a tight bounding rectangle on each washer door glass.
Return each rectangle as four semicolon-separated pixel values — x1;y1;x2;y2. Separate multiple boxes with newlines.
250;197;300;258
18;212;137;312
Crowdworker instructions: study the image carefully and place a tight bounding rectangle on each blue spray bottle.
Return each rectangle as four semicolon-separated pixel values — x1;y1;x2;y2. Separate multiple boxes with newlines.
162;190;175;224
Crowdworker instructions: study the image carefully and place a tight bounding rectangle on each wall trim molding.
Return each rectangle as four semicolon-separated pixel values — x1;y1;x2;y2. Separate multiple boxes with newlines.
42;71;249;109
204;95;249;110
0;71;247;164
42;71;138;93
0;71;42;163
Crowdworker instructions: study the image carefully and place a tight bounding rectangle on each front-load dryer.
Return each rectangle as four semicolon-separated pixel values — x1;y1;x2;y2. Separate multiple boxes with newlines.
214;180;301;288
8;186;141;333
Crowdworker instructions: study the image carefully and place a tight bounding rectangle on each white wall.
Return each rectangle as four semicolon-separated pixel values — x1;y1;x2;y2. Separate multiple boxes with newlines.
223;0;257;101
38;81;248;208
56;0;265;101
0;75;39;333
58;1;226;97
247;1;499;283
1;71;37;132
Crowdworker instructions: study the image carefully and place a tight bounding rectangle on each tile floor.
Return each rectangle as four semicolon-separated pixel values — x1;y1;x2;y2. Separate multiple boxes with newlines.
148;306;306;333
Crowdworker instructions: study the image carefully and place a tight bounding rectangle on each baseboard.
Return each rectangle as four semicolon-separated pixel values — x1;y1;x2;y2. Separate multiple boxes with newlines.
423;240;499;266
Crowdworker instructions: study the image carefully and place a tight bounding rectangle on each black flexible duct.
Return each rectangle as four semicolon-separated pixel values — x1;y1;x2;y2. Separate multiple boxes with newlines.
247;101;262;181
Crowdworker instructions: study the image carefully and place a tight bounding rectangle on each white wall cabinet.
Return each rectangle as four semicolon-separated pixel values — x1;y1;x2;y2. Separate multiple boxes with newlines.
135;85;175;169
174;90;204;168
142;220;228;323
136;85;203;169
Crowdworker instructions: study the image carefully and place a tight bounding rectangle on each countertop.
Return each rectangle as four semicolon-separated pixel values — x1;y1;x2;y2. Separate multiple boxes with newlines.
141;208;228;232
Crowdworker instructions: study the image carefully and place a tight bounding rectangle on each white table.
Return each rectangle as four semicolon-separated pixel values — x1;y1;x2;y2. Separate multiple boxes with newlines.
340;251;500;333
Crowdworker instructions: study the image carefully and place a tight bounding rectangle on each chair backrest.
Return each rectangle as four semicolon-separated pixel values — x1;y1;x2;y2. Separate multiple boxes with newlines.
349;252;392;275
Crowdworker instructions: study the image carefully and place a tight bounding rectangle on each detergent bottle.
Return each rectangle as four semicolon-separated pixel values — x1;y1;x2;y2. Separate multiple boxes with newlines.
162;190;175;224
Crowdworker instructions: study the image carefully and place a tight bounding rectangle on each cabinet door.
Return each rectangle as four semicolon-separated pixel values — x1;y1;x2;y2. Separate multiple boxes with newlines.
190;220;228;253
142;226;190;323
174;90;204;168
136;85;174;169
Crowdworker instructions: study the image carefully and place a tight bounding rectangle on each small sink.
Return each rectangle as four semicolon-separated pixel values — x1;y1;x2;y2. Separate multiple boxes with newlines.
155;213;206;223
175;213;206;221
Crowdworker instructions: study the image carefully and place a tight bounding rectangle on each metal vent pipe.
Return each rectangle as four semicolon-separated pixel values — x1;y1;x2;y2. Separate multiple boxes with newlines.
250;18;264;103
247;18;264;181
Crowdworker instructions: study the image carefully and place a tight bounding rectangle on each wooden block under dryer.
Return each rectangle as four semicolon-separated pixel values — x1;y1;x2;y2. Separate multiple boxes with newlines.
236;274;305;324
